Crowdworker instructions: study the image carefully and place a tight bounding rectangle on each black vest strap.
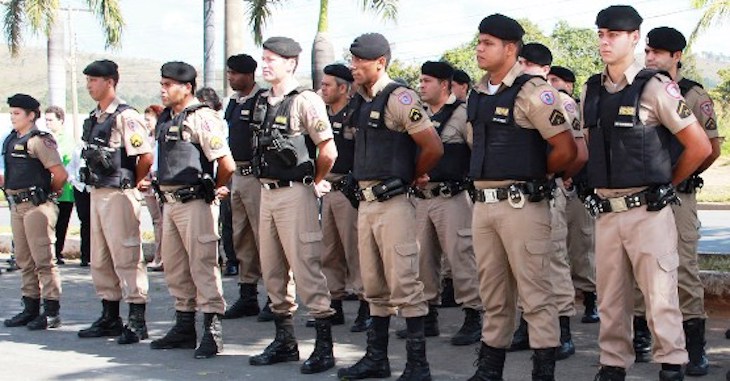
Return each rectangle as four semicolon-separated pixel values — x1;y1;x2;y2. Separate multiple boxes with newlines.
678;78;702;96
430;100;464;135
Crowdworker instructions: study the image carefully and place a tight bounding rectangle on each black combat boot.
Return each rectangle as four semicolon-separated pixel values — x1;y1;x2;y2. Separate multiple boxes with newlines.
508;314;530;351
223;283;260;319
397;305;439;339
250;315;299;365
398;316;431;381
78;300;124;338
4;296;40;327
439;277;460;308
581;291;599;323
659;364;684;381
532;347;556;381
683;318;709;376
27;299;61;330
337;316;391;379
257;297;275;322
594;366;626;381
633;316;652;363
468;342;506;381
195;313;223;359
451;308;482;346
150;311;197;349
307;300;345;327
118;303;148;344
556;316;575;360
301;317;335;374
350;299;372;333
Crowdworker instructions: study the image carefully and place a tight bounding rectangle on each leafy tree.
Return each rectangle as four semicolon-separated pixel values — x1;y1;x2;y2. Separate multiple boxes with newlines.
386;59;420;89
689;0;730;46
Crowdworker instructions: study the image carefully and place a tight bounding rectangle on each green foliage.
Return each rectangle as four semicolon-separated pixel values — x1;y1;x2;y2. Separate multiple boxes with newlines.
386;59;420;88
710;68;730;156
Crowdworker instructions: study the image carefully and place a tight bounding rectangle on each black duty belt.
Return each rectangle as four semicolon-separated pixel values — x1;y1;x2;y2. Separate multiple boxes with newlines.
471;188;511;203
357;178;408;202
595;193;647;213
413;182;466;199
471;181;550;204
159;185;205;204
261;176;314;190
6;187;50;206
236;164;253;176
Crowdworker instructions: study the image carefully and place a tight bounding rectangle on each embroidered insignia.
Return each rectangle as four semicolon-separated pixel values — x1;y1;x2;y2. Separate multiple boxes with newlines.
315;120;327;132
126;119;137;131
409;108;423;122
572;118;581;131
539;90;555;105
665;83;682;100
370;111;380;119
705;118;717;130
564;101;576;114
618;106;635;116
494;107;510;116
209;136;223;150
14;144;24;151
676;100;692;119
549;110;566;126
129;133;144;148
700;101;714;117
43;138;57;149
398;92;413;105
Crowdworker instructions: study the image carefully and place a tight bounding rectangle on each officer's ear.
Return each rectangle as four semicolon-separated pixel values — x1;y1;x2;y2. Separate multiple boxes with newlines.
629;30;640;46
376;56;388;71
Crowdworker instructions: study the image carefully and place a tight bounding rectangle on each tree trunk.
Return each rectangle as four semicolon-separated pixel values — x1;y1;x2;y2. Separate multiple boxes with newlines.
224;0;246;96
203;0;216;89
47;14;66;110
311;0;333;90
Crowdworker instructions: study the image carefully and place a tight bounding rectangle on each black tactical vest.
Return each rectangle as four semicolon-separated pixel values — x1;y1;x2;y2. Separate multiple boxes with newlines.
225;88;266;162
250;87;316;181
583;69;673;188
81;104;137;188
467;74;548;181
330;100;356;174
351;83;417;183
428;100;470;182
156;104;215;186
667;78;704;165
2;129;52;191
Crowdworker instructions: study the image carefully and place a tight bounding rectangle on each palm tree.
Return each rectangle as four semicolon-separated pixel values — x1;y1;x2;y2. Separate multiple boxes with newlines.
689;0;730;46
244;0;398;89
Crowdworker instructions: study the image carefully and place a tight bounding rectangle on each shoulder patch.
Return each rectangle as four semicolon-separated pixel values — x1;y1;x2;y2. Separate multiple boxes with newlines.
665;83;682;100
409;108;423;122
677;100;692;119
315;120;327;132
209;136;223;150
539;90;555;105
571;118;581;131
700;100;714;117
129;133;144;148
549;110;566;126
563;100;576;114
398;92;413;105
43;137;57;149
705;118;717;131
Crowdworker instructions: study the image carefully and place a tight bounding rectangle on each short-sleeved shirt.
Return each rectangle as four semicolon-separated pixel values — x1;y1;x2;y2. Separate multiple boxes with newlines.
175;99;232;162
425;94;469;145
557;91;583;139
264;81;334;146
580;60;698;197
677;74;720;139
92;97;153;156
356;74;432;136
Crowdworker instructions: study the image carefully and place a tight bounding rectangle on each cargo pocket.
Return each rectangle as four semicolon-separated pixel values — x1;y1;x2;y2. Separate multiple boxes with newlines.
657;252;679;273
678;229;700;243
121;237;142;266
197;233;220;245
525;239;551;277
299;231;324;244
394;242;419;279
457;228;473;253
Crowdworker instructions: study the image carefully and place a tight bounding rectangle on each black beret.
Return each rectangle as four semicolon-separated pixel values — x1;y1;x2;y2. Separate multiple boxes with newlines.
421;61;455;80
548;66;576;83
596;5;643;31
161;61;197;84
646;27;686;53
520;43;553;66
227;54;257;74
262;36;302;58
7;93;40;110
323;64;353;82
83;59;119;77
478;14;524;41
350;33;391;60
453;69;471;85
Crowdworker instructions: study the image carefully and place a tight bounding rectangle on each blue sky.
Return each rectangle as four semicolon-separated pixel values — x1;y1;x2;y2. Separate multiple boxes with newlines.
5;0;730;76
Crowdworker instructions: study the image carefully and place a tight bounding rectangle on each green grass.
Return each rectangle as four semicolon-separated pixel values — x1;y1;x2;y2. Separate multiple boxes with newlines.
700;255;730;272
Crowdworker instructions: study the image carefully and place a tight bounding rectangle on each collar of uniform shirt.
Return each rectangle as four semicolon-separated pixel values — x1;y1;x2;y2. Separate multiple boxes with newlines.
601;59;643;88
234;83;261;104
94;97;123;118
357;73;393;102
424;94;458;116
474;61;523;95
171;98;201;118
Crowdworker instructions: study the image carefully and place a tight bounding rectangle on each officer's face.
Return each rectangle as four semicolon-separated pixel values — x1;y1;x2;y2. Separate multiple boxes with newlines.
547;75;572;93
86;76;113;102
597;29;639;64
350;55;384;87
227;69;254;92
261;50;296;83
160;78;190;108
44;113;64;134
320;75;346;105
9;107;35;131
644;47;680;72
418;75;445;104
452;82;469;101
476;34;512;71
518;59;549;78
144;112;158;132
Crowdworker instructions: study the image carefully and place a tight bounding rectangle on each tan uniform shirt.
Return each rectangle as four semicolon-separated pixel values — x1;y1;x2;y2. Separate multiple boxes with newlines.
27;132;63;169
469;62;572;188
176;99;231;162
677;74;720;139
425;94;469;145
580;61;698;197
264;81;334;146
557;91;583;139
93;97;152;156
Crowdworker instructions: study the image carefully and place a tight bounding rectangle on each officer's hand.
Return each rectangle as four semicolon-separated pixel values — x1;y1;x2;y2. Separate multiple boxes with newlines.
413;174;430;189
313;180;332;198
215;186;231;200
563;177;574;190
137;178;151;192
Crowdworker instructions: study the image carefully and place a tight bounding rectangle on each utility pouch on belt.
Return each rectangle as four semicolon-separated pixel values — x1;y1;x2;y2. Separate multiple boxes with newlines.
82;147;115;176
675;174;703;194
333;173;360;209
358;177;408;202
200;174;217;204
645;184;681;211
29;186;49;206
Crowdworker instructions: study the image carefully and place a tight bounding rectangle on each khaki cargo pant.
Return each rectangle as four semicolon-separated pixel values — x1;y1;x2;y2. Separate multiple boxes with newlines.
550;184;576;316
321;190;362;300
231;171;262;284
565;191;596;293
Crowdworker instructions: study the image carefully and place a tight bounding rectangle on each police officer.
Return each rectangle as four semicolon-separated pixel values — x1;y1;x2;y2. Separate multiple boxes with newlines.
220;53;271;321
149;61;235;359
2;94;67;331
467;15;578;381
318;63;371;332
395;60;481;346
246;37;337;375
639;26;721;376
452;69;472;102
76;60;153;345
547;65;600;325
585;6;711;381
337;32;444;381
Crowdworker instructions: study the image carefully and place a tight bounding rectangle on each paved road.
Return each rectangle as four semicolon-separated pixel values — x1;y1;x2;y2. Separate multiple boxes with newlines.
0;261;729;380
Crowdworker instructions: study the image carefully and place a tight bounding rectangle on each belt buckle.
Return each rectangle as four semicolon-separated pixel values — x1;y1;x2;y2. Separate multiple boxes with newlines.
163;193;177;203
608;197;629;213
481;189;499;204
262;183;274;190
361;187;377;202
